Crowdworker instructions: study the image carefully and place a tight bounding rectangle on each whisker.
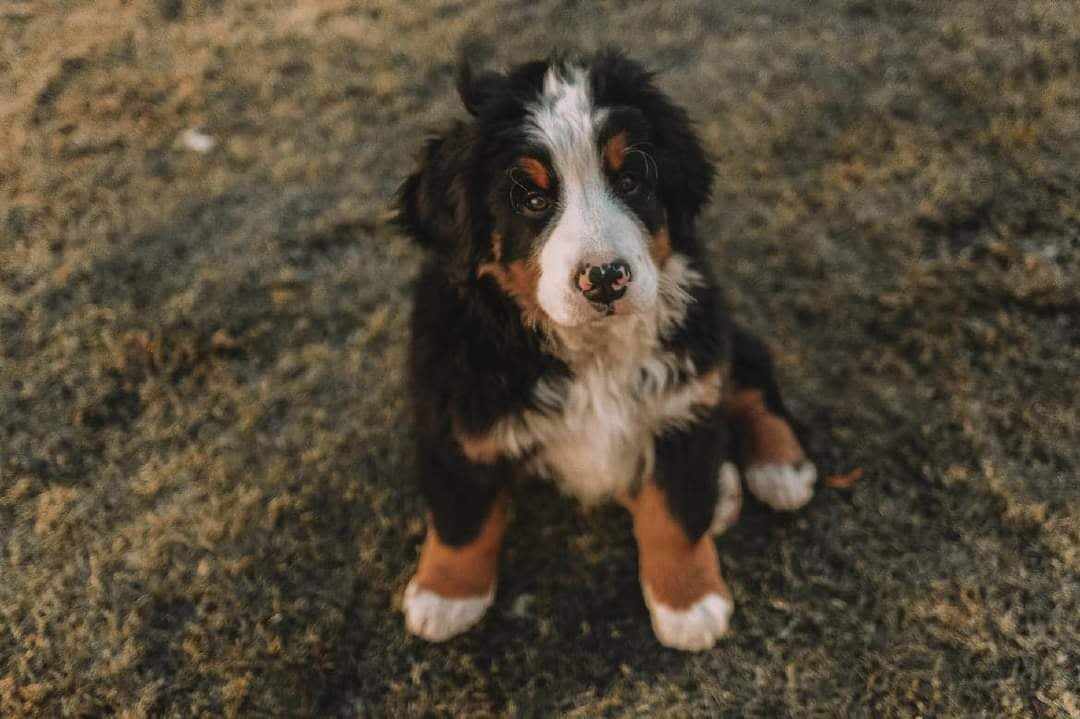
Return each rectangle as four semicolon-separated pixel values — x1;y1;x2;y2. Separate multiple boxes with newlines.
506;166;532;206
624;144;659;181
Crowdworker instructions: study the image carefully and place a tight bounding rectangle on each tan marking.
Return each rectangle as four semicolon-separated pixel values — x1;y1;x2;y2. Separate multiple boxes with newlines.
604;130;629;171
412;493;509;599
455;424;502;465
724;388;806;466
626;479;730;610
518;157;550;190
478;233;548;327
650;226;672;267
693;367;723;409
488;232;504;263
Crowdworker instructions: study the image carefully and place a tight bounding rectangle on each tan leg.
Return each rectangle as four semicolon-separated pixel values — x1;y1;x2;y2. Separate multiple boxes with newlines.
726;388;817;511
403;492;508;642
626;479;733;651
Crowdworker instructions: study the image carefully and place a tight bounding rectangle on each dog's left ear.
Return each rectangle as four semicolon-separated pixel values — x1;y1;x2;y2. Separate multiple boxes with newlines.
395;123;476;281
395;61;510;277
649;98;714;237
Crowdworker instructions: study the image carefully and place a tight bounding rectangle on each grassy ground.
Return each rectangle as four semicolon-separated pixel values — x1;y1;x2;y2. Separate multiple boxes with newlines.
2;1;1078;716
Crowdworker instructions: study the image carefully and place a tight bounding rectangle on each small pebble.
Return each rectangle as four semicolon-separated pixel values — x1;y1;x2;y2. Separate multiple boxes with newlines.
511;594;535;618
180;127;216;153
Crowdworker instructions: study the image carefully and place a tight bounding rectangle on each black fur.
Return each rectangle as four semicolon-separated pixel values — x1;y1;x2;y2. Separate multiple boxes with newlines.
588;50;715;241
408;263;567;544
397;51;796;546
728;324;810;476
661;265;731;383
653;407;728;541
730;325;793;422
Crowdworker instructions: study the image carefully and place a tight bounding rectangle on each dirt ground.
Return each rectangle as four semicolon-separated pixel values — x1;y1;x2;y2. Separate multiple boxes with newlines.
1;1;1078;716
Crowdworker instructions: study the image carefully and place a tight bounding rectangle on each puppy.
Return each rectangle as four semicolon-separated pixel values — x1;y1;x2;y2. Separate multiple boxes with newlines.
395;51;816;651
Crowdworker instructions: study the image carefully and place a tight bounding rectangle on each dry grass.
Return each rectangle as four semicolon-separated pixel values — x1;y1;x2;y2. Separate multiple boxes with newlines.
1;0;1078;716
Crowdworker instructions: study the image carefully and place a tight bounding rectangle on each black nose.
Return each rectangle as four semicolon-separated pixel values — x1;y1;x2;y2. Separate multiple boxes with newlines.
575;260;632;304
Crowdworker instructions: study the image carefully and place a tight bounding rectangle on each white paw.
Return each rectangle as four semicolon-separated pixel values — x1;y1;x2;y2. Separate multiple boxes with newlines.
711;461;743;535
403;578;494;642
745;461;817;511
642;585;733;651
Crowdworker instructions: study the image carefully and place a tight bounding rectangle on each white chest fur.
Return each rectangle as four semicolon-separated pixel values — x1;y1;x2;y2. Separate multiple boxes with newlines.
529;352;704;504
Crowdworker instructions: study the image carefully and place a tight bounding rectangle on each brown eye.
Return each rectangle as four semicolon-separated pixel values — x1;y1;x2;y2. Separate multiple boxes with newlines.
615;173;640;195
523;193;550;214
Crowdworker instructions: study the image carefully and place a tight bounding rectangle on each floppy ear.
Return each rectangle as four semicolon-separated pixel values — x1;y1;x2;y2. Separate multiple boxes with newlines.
649;98;714;237
590;51;714;237
396;123;476;280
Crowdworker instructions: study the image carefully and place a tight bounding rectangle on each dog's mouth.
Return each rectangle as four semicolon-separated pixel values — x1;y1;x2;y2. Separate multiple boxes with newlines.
587;298;631;318
591;301;617;316
577;295;650;324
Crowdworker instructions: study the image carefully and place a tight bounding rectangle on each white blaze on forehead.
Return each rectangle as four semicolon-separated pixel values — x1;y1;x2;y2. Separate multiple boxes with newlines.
526;64;658;327
528;65;607;195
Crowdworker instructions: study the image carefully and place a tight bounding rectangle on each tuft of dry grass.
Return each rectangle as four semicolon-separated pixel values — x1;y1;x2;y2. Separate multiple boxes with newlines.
2;0;1078;716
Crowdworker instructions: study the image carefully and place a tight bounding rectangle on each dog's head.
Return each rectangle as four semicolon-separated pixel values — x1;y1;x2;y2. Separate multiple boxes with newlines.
398;51;713;328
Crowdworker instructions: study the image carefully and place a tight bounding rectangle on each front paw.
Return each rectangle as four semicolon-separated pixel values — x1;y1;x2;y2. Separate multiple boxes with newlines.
745;460;817;511
403;577;494;642
642;584;733;651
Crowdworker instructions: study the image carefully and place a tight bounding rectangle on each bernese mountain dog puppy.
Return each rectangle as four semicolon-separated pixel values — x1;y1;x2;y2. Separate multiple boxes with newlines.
396;51;817;651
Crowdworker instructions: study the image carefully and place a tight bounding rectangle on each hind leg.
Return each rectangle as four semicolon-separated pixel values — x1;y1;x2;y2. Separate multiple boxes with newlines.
726;327;816;511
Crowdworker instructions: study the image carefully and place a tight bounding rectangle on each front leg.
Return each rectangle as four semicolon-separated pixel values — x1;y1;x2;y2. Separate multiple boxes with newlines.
727;326;817;511
404;267;560;642
403;439;509;642
626;413;734;651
